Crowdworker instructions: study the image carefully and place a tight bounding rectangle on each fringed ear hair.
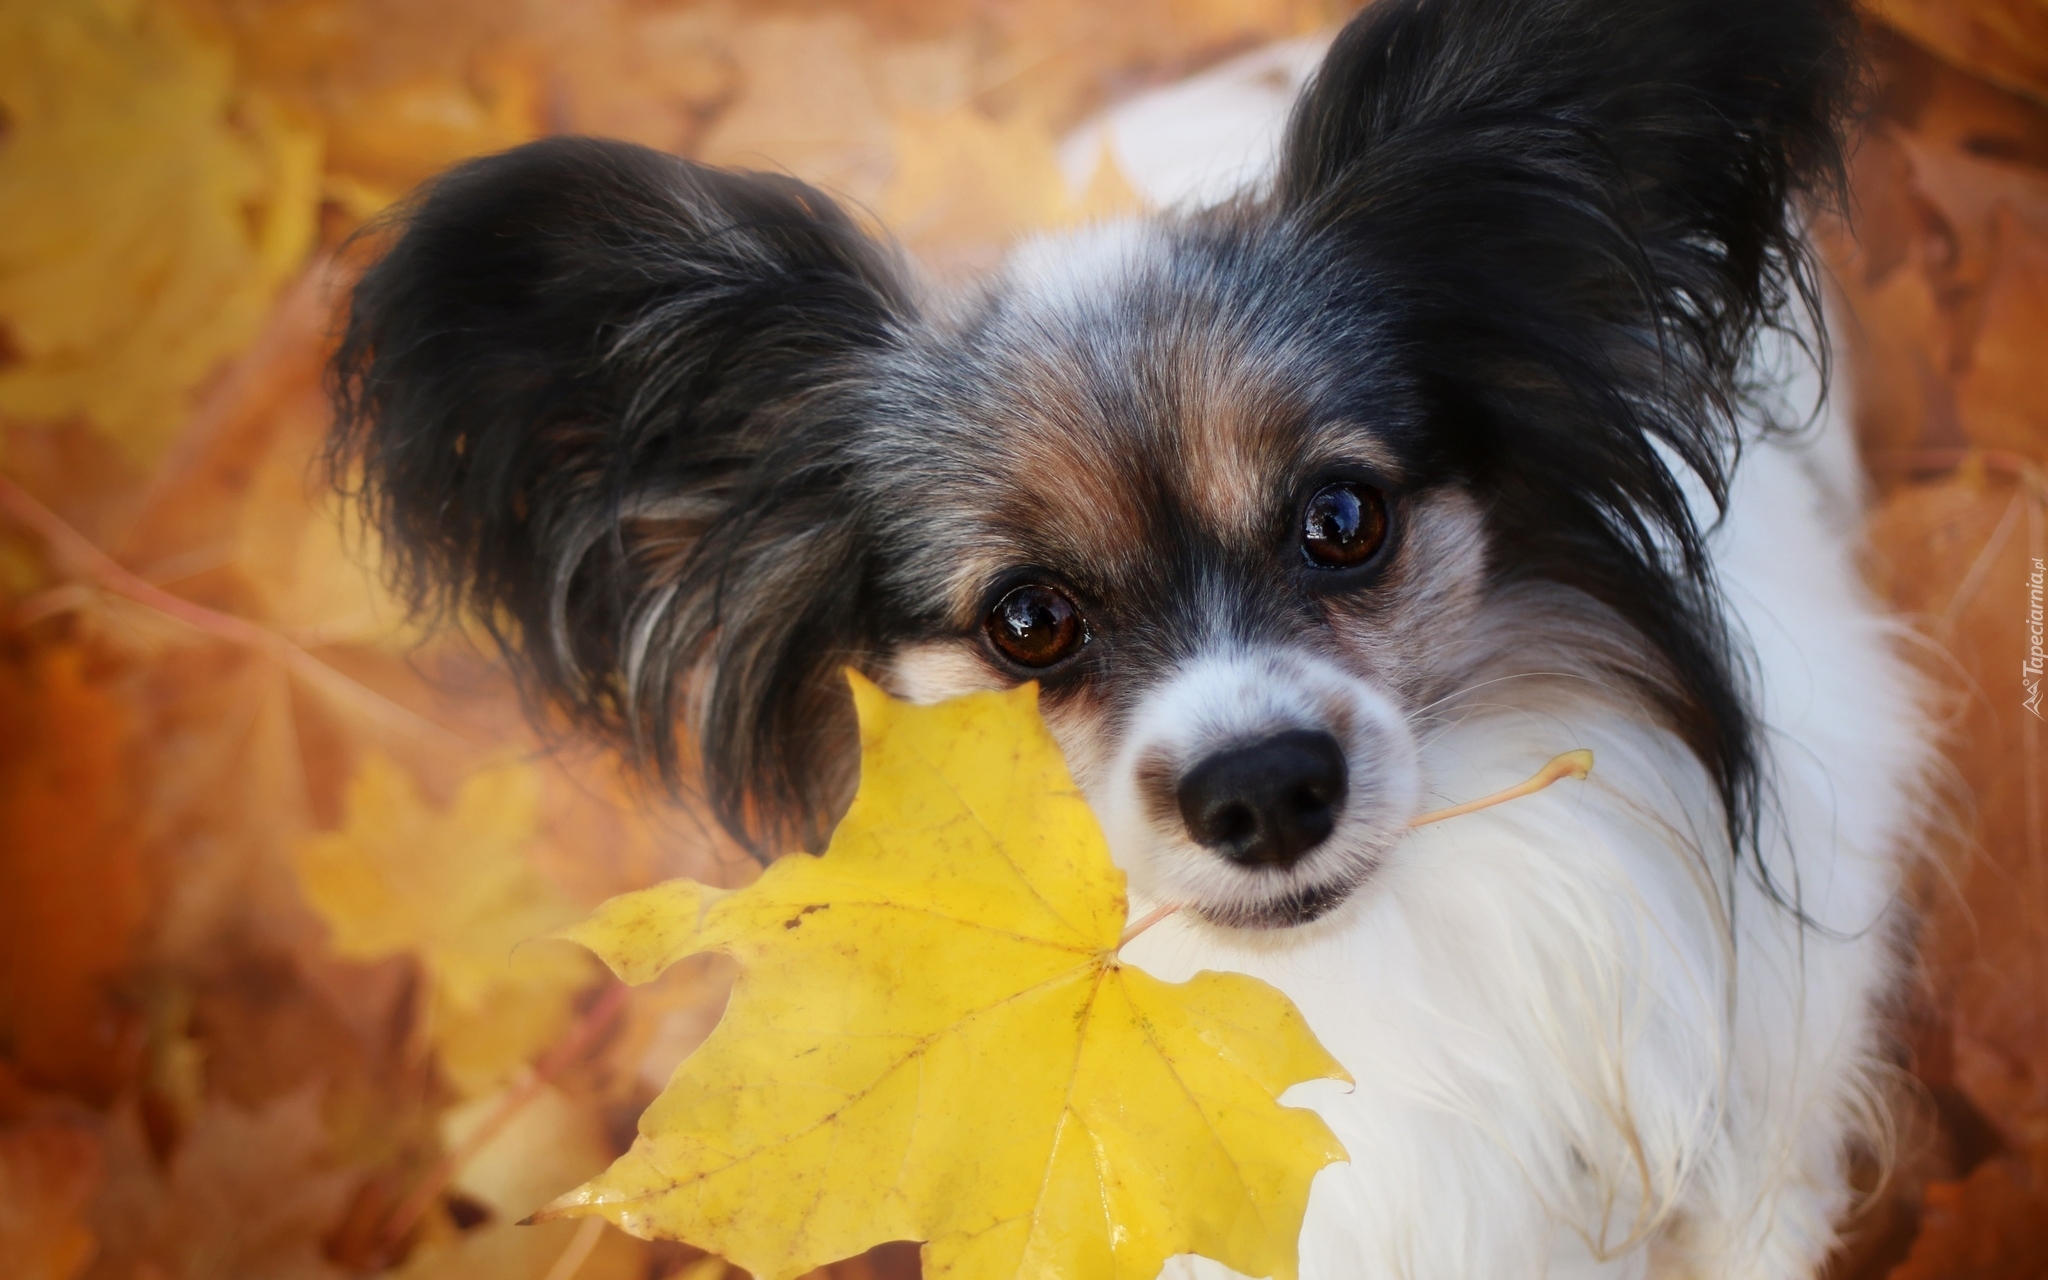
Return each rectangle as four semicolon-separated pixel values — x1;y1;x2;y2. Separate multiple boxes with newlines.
331;137;913;854
1272;0;1860;861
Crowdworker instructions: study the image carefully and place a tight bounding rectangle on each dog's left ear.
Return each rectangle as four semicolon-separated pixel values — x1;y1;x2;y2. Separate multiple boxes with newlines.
1272;0;1859;856
1276;0;1855;500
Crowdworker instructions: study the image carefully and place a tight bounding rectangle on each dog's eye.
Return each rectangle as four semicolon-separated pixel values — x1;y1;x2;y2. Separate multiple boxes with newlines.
1300;481;1389;569
984;584;1085;669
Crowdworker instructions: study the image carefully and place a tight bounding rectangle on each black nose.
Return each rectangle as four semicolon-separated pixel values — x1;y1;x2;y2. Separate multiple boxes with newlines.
1177;730;1348;869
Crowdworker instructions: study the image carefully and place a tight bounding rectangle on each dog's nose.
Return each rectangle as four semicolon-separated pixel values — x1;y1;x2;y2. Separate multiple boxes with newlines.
1177;730;1348;869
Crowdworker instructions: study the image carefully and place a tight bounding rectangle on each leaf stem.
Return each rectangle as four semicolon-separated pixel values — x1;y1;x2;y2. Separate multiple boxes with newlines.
539;1215;608;1280
380;982;630;1251
1408;750;1593;828
1116;903;1181;948
0;474;467;749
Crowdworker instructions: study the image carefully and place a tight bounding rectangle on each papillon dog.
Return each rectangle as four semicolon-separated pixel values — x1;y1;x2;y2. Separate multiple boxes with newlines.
330;0;1932;1275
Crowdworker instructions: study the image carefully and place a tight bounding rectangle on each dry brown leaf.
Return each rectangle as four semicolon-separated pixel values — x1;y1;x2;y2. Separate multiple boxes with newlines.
0;1116;104;1280
0;645;151;1104
974;0;1344;133
603;958;733;1104
1872;0;2048;108
140;1087;353;1280
699;16;895;203
533;752;745;913
1836;33;2048;1211
1956;206;2048;457
170;0;544;207
881;108;1078;266
541;3;742;157
1823;33;2048;467
141;661;313;965
1866;467;2048;1149
1837;36;2048;1241
1886;1157;2048;1280
107;262;342;567
316;58;544;214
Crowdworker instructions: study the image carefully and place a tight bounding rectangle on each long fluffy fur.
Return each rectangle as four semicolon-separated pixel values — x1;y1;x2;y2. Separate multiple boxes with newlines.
331;143;914;851
1269;0;1859;869
330;0;1929;1274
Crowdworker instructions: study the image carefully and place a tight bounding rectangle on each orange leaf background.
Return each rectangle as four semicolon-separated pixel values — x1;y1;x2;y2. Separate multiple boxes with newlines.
0;2;2041;1278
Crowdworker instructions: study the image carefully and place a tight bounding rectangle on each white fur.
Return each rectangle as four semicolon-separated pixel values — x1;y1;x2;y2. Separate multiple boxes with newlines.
1114;399;1926;1279
884;45;1929;1280
1072;57;1926;1280
887;256;1932;1276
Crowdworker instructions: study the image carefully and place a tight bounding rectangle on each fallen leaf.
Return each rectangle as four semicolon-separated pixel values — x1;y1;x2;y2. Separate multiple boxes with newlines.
1822;26;2048;1275
71;1100;167;1280
0;644;151;1104
541;4;742;157
295;754;596;1096
1821;33;2048;470
1956;206;2048;458
1872;0;2048;107
0;0;320;462
545;676;1347;1280
0;1116;103;1280
316;57;543;214
1886;1157;2048;1280
170;0;546;209
533;750;748;913
698;16;894;203
141;1087;353;1280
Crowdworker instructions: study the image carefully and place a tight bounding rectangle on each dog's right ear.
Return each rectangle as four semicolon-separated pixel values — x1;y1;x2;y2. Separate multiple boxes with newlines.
330;137;912;852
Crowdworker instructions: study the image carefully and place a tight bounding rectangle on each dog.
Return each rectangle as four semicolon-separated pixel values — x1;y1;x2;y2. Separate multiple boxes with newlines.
330;0;1931;1275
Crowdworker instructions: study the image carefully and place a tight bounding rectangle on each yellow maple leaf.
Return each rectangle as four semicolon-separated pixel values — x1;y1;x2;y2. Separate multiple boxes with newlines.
0;0;320;463
295;753;595;1095
542;675;1347;1280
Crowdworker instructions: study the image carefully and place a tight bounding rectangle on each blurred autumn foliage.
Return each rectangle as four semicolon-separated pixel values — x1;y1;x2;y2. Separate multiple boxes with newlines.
0;0;2041;1278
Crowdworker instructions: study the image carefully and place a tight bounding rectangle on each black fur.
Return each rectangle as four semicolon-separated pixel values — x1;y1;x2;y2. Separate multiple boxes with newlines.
331;0;1857;870
1269;0;1858;859
330;139;915;852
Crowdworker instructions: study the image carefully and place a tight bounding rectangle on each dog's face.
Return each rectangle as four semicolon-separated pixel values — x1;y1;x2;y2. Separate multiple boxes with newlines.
334;0;1849;924
851;227;1490;927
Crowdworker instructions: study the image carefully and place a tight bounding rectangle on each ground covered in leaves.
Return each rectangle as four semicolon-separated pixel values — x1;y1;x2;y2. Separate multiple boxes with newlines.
0;1;2043;1278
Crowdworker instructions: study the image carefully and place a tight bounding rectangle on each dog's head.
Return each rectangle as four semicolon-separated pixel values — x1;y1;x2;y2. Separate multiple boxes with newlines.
332;0;1854;928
